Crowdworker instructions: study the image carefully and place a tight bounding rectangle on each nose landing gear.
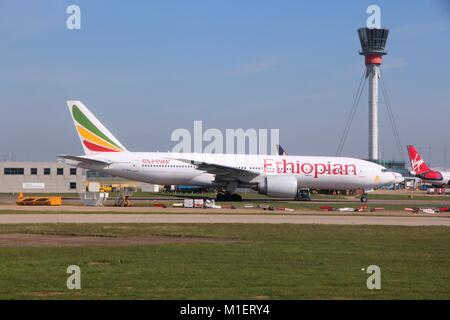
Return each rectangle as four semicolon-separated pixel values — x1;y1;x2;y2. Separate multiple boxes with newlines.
355;188;369;202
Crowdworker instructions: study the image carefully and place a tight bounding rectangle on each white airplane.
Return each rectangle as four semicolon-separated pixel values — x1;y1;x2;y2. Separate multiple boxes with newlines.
59;101;403;202
407;145;450;186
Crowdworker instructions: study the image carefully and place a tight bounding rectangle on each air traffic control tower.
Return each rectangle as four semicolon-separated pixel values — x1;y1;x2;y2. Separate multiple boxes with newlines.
358;27;389;161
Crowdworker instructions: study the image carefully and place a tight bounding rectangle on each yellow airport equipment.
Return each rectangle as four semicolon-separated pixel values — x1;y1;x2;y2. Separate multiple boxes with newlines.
100;185;113;192
16;192;62;206
114;195;133;207
114;187;134;207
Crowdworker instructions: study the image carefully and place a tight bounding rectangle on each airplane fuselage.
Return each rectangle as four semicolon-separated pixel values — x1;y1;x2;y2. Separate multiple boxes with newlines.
417;173;450;187
77;152;400;190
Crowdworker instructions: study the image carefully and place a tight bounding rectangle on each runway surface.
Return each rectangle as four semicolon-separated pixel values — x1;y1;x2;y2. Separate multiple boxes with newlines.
0;213;448;226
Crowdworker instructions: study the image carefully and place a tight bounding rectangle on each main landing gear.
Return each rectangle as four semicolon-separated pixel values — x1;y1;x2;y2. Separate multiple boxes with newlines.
360;194;368;203
216;192;242;202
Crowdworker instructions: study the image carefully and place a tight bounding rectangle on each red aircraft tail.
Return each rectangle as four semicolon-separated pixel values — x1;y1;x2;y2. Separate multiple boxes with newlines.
407;145;430;174
407;145;443;180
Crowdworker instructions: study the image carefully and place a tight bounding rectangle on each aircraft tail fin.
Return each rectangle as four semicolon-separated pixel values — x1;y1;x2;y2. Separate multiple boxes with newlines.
66;101;127;155
276;144;287;156
407;145;431;174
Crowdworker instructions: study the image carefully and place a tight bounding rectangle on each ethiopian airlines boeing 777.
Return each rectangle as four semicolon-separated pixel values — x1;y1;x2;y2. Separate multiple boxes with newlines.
59;101;403;201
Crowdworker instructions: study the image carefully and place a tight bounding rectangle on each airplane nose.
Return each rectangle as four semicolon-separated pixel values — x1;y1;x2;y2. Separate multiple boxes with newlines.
380;171;403;185
392;172;404;184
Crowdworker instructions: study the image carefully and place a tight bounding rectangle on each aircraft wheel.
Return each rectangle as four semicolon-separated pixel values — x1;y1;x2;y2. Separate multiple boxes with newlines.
360;196;368;203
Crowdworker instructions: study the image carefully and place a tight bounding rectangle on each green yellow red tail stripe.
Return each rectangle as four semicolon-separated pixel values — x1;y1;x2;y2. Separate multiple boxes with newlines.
69;102;126;153
82;140;120;152
76;125;123;152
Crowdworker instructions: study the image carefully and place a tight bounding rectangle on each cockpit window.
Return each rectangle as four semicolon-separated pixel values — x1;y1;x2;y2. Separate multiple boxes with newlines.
381;169;387;172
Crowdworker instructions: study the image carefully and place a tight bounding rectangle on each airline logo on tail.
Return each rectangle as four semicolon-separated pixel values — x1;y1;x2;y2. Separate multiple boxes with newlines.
407;145;443;181
407;145;430;174
67;101;127;154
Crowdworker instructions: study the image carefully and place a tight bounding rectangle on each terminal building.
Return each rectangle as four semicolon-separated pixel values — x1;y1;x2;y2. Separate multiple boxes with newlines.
0;161;159;193
0;162;86;193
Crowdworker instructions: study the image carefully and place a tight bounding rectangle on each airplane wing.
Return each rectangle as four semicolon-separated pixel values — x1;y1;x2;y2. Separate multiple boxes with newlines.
169;158;260;183
57;154;111;166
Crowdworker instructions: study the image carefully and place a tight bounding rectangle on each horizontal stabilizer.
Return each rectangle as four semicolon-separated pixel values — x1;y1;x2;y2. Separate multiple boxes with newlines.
57;154;111;166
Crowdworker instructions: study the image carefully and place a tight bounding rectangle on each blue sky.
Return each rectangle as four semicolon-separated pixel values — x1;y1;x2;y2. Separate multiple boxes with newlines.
1;1;449;166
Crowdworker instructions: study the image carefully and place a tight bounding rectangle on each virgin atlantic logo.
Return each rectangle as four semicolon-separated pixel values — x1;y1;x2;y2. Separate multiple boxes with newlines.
411;154;424;172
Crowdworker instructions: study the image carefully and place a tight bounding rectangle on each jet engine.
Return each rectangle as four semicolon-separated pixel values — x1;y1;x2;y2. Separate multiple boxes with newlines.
258;175;298;198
